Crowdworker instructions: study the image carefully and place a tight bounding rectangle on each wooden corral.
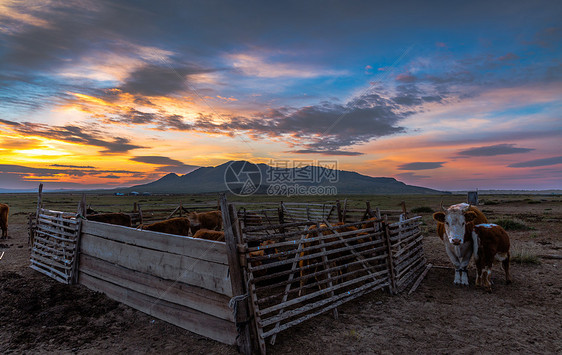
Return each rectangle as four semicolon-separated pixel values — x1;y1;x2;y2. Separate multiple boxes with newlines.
29;191;427;355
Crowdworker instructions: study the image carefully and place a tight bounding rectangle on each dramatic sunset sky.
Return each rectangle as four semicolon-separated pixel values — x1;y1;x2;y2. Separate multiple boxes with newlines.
1;0;561;191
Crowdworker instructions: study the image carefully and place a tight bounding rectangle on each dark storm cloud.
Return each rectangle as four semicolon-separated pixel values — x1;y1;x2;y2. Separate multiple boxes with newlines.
119;64;219;96
148;92;408;153
0;1;162;71
0;119;143;153
458;144;534;157
398;162;445;170
130;156;199;174
508;156;562;168
290;149;364;156
131;156;187;166
50;164;96;169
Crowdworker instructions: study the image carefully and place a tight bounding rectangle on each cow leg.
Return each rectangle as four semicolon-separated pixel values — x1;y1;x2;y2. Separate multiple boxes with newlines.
483;261;494;292
475;258;483;287
444;245;462;285
503;252;512;285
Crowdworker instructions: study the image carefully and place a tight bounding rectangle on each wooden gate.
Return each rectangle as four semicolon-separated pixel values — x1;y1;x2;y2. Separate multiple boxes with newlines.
232;209;390;354
30;206;81;284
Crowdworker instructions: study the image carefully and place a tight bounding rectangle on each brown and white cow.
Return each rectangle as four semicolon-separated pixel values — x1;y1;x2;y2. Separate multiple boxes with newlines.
141;217;191;236
433;203;488;285
187;210;222;234
0;203;9;239
472;223;511;292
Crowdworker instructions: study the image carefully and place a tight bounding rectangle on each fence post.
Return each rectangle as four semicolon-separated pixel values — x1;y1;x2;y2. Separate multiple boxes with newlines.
71;193;86;284
219;194;255;355
383;217;397;294
336;200;343;222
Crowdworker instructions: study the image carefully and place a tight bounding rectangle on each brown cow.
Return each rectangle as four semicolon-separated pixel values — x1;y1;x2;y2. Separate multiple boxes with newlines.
0;203;9;239
142;217;191;236
86;213;132;227
192;228;225;242
433;203;488;285
472;223;511;292
187;210;222;234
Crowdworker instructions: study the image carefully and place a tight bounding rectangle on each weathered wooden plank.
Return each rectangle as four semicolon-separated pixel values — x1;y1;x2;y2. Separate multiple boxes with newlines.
80;233;232;296
30;258;70;279
79;254;233;321
39;208;76;217
392;235;424;259
31;246;73;262
390;229;422;243
79;273;237;345
33;239;75;255
38;212;78;224
251;246;388;284
393;244;424;269
81;220;228;265
259;280;389;341
36;225;78;241
35;229;78;243
260;275;388;327
255;256;389;301
33;235;76;251
31;251;72;268
37;219;79;235
259;269;388;318
388;216;422;228
396;258;426;287
408;263;432;295
247;231;385;263
30;264;69;284
246;228;384;253
220;196;255;355
249;240;387;272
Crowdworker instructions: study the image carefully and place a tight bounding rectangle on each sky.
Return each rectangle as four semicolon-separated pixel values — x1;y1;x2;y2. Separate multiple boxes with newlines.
0;0;561;191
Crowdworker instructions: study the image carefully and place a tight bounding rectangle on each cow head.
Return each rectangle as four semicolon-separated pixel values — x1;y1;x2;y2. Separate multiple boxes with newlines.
186;211;199;226
433;204;477;245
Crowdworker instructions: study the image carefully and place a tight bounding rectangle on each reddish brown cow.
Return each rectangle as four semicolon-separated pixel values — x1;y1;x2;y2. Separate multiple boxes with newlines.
86;213;132;227
187;210;222;234
142;217;191;236
192;228;225;242
0;203;9;239
472;223;512;292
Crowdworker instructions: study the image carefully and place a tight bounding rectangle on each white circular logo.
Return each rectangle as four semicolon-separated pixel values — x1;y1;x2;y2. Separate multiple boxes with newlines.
224;161;262;196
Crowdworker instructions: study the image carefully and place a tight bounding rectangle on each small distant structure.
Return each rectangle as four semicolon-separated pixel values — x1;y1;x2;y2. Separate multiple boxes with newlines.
142;192;152;196
467;190;479;205
129;191;140;196
114;192;124;196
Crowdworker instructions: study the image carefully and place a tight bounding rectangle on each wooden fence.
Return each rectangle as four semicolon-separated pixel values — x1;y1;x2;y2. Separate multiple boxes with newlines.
30;193;427;355
229;199;425;354
30;207;81;284
78;220;236;345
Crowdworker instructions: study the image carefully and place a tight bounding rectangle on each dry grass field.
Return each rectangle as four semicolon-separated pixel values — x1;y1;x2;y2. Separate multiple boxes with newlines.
1;193;561;354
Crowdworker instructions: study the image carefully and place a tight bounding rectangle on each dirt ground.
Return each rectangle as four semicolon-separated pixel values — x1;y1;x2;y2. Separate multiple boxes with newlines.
1;198;561;354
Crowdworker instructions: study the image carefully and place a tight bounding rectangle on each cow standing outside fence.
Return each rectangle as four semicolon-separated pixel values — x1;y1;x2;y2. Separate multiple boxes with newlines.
433;203;488;285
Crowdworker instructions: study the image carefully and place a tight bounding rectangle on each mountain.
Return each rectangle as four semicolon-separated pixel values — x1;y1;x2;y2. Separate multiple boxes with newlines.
121;160;444;195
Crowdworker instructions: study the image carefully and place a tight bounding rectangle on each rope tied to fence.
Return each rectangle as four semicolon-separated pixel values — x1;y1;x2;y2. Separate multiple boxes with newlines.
229;293;250;343
228;293;249;314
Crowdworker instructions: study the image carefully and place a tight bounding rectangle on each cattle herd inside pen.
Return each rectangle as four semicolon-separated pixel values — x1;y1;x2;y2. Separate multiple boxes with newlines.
13;191;515;354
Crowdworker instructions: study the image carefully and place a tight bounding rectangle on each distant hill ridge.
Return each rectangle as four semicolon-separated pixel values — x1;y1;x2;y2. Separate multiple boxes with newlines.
124;160;444;194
